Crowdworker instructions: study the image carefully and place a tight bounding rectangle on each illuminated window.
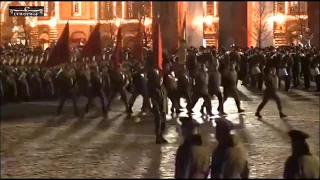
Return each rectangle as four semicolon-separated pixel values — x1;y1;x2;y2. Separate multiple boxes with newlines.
290;1;307;14
206;2;214;16
40;2;48;16
72;2;82;16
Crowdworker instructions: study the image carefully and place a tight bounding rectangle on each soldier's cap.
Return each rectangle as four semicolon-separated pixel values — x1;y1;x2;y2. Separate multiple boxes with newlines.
215;119;234;133
288;129;310;142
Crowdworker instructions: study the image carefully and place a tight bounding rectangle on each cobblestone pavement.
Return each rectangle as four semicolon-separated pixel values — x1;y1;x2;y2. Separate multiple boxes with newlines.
1;85;319;178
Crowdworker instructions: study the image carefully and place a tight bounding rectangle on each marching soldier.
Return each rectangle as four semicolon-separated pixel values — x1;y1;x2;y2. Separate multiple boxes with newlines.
106;64;130;116
279;50;293;91
201;59;225;115
255;67;287;118
128;62;151;113
188;64;213;116
56;66;79;116
176;65;192;111
147;68;168;144
283;130;319;178
292;49;302;88
222;59;245;113
302;50;312;90
84;65;107;116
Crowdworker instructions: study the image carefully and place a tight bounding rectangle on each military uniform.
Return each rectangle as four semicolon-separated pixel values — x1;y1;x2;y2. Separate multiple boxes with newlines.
283;130;319;179
188;65;213;116
279;52;293;91
292;51;302;87
175;134;211;179
106;67;130;116
147;69;168;144
310;54;320;91
176;66;192;112
255;67;287;118
222;62;245;113
84;67;106;116
57;67;79;116
128;65;151;113
211;120;249;179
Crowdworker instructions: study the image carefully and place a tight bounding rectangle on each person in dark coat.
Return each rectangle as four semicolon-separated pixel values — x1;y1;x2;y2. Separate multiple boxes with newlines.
222;61;245;113
283;129;319;179
255;67;287;118
176;65;192;111
310;52;320;92
147;68;168;144
56;66;79;116
187;64;213;116
84;66;107;116
279;51;293;91
128;63;151;113
292;50;302;88
201;60;225;115
175;117;211;179
301;50;311;90
211;119;249;178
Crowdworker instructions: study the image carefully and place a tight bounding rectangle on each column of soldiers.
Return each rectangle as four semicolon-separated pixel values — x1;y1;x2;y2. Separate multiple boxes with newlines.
1;43;320;143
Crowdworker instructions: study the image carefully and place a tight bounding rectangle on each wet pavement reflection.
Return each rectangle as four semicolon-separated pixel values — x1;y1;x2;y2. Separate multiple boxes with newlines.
1;87;319;178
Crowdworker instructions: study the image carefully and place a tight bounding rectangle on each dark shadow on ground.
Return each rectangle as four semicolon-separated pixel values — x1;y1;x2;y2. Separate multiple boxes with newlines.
142;145;162;178
1;102;79;121
257;118;290;142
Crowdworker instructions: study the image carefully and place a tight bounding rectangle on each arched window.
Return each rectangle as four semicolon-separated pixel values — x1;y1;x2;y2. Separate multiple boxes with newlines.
290;1;307;14
72;2;82;16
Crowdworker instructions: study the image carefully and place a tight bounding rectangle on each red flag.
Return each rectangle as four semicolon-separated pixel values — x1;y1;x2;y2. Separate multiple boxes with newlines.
113;26;122;67
152;16;163;70
82;23;101;58
133;15;143;64
46;22;70;67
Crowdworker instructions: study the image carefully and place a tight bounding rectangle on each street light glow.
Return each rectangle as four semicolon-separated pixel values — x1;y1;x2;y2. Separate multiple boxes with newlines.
144;17;152;27
273;14;286;24
115;18;122;27
12;26;18;32
30;21;37;28
204;15;214;25
49;17;57;28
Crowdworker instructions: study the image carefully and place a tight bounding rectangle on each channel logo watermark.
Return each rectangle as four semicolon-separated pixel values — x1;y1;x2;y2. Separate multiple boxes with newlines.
9;6;44;17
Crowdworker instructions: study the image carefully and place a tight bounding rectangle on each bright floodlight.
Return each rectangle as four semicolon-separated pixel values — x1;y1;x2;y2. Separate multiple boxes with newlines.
144;17;152;27
30;21;37;28
115;19;121;27
273;14;285;24
49;17;57;28
12;26;18;32
204;15;214;25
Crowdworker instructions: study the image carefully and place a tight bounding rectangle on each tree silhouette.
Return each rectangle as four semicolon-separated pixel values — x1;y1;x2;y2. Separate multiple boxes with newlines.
251;2;273;47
